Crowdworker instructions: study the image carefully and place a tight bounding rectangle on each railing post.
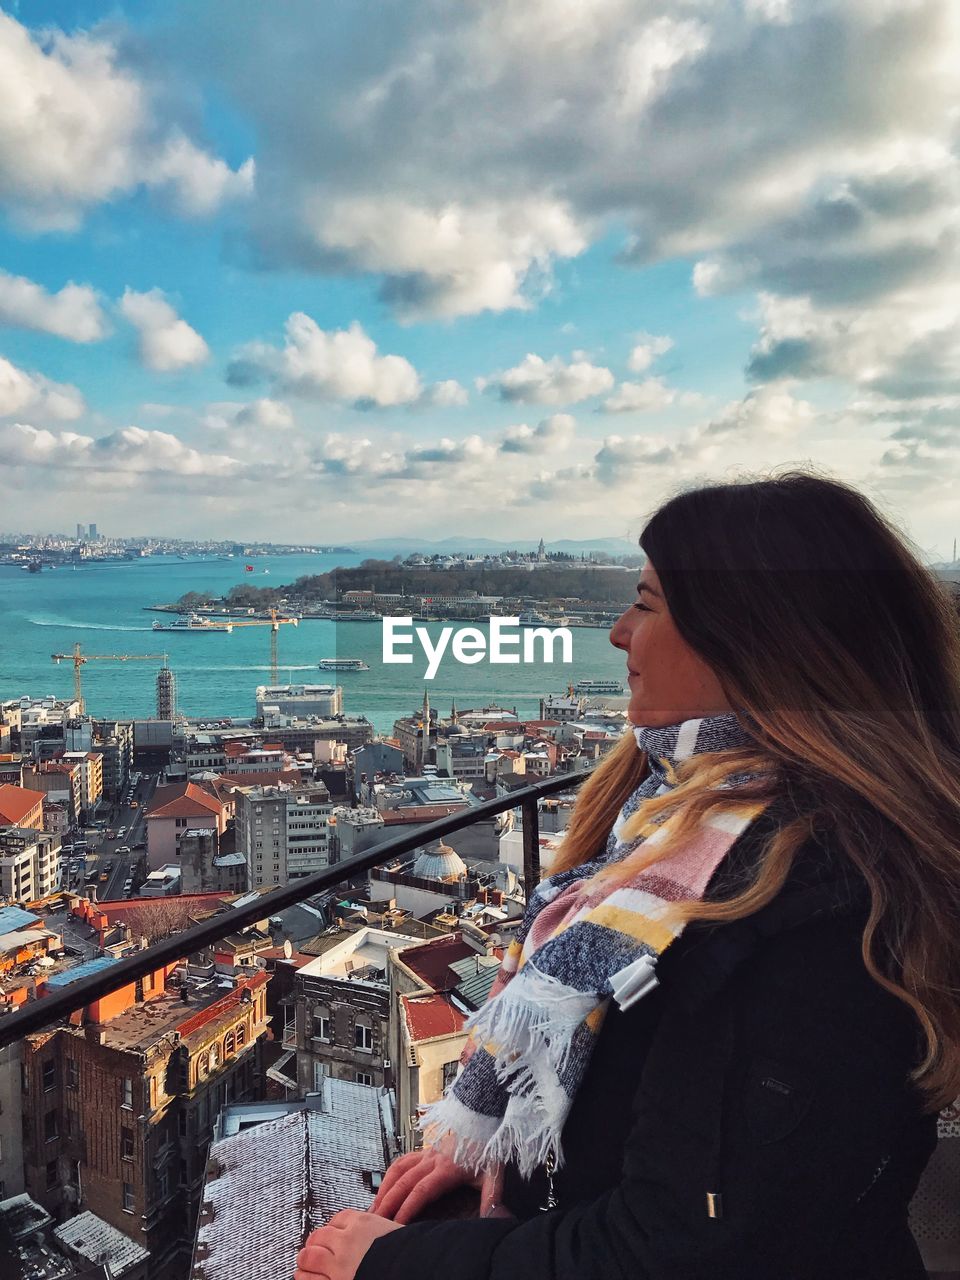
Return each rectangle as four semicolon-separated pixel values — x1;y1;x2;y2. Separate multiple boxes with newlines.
521;795;541;900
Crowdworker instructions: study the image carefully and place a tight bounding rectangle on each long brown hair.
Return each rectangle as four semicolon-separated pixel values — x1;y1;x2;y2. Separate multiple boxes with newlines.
553;470;960;1112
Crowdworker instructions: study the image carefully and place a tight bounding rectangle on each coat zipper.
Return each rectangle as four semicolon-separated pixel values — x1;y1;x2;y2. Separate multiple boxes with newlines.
539;1151;559;1212
853;1152;891;1205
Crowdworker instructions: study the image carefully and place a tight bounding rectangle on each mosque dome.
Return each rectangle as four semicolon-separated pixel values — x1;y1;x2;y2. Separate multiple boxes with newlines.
413;839;468;882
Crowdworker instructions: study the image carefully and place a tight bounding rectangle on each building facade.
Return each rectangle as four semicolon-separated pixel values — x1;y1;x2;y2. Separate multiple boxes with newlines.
236;781;332;889
21;968;270;1280
0;826;61;903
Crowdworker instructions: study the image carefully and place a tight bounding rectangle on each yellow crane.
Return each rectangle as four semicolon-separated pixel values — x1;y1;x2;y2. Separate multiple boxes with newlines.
52;644;169;715
228;608;299;684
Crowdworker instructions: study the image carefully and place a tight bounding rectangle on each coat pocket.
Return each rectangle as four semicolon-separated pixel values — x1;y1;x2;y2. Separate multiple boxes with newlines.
741;1055;816;1144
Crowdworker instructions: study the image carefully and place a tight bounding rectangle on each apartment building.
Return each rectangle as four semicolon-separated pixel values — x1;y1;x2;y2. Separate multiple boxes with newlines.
235;781;332;889
21;965;270;1280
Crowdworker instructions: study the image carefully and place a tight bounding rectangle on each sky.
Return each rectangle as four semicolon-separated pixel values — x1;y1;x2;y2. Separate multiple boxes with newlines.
1;0;959;555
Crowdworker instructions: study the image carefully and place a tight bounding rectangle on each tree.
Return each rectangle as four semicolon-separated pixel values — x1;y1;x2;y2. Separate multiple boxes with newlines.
120;898;200;943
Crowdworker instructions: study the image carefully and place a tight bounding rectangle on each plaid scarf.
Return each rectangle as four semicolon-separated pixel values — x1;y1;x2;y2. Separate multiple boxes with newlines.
418;713;770;1179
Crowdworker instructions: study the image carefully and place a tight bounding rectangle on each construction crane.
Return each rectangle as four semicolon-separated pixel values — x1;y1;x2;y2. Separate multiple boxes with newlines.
52;643;169;715
228;608;299;684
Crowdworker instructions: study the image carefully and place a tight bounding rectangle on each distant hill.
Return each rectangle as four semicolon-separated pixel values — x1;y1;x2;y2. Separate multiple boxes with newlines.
350;535;640;556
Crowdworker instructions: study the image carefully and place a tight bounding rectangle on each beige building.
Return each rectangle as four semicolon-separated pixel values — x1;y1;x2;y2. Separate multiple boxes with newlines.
145;782;231;870
0;826;61;903
387;927;503;1153
62;751;104;817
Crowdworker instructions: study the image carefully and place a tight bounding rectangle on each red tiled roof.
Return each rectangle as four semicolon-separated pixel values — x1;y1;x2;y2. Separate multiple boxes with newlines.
0;784;45;825
147;781;226;820
395;934;474;989
401;992;466;1041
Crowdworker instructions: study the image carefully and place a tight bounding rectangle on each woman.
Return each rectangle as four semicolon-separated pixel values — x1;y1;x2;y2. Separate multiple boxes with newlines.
296;472;960;1280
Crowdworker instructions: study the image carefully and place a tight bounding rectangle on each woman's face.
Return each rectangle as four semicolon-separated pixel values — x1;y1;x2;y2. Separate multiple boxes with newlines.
609;562;732;727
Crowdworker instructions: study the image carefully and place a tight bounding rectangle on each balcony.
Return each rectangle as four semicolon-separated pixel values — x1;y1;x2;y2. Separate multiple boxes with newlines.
0;771;586;1278
0;770;583;1049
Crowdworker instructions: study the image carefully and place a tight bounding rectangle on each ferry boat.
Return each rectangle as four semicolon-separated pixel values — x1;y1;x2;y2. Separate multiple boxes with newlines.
573;677;624;695
152;613;234;634
318;657;370;671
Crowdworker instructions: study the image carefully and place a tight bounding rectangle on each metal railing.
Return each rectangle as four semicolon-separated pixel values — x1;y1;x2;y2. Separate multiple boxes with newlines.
0;769;589;1048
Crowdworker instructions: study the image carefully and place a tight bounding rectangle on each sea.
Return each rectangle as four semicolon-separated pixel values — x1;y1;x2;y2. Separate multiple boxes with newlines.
0;553;631;733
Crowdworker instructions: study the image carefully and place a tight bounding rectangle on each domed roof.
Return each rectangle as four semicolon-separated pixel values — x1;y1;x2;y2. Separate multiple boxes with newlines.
413;839;467;882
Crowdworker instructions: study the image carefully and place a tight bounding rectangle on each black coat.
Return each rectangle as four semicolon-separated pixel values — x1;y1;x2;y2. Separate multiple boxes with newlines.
358;809;939;1280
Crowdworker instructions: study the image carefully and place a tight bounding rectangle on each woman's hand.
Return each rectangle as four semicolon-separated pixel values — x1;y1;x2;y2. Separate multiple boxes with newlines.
369;1144;482;1223
295;1210;402;1280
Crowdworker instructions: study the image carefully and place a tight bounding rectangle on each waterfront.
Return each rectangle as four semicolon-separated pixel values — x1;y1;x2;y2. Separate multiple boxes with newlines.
0;553;631;732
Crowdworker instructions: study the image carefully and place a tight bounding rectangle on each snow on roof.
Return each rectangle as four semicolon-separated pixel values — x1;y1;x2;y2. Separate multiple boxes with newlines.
54;1210;149;1277
192;1082;389;1280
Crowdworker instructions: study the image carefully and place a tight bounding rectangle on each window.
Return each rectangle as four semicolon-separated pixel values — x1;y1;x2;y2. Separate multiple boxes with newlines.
158;1166;170;1199
44;1109;58;1142
355;1021;373;1052
179;1110;188;1137
42;1060;57;1092
122;1077;133;1108
64;1110;74;1137
442;1060;460;1090
225;1031;235;1055
149;1077;158;1109
121;1126;134;1160
355;1071;373;1086
236;1025;246;1048
312;1012;331;1042
46;1160;58;1190
313;1061;329;1091
66;1060;78;1090
122;1181;135;1213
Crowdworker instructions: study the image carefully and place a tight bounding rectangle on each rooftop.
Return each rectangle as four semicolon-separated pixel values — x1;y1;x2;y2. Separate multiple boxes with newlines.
0;783;45;825
0;905;42;933
54;1211;149;1278
400;991;466;1041
192;1082;392;1280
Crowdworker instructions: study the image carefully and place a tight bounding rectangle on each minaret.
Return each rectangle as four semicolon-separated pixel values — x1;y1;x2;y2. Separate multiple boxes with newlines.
537;536;546;562
450;697;458;724
422;687;431;726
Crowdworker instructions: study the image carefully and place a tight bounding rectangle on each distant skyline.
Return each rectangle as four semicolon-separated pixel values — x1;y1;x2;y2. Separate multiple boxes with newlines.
1;3;959;558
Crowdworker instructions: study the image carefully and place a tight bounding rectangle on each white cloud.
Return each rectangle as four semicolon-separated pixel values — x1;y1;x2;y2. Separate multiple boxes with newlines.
0;271;107;342
0;356;84;421
480;353;613;405
119;289;210;373
0;12;253;228
146;134;255;218
228;315;422;407
627;333;673;373
420;380;469;408
0;422;241;477
307;196;586;321
601;377;676;414
501;413;576;453
234;398;294;430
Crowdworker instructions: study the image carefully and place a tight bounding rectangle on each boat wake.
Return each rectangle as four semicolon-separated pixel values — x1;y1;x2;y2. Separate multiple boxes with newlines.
178;664;318;673
28;617;153;632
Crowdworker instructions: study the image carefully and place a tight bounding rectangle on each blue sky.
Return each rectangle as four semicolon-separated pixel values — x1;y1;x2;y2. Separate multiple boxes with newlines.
1;1;959;554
